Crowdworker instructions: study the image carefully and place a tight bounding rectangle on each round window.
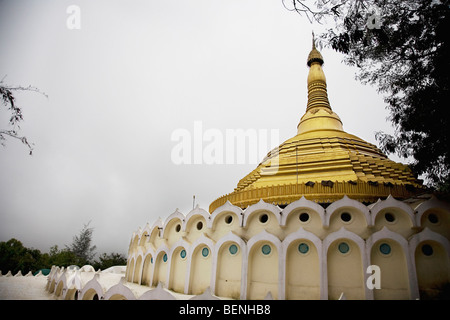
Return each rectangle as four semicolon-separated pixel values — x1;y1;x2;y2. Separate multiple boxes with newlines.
422;244;433;256
225;215;233;224
384;212;395;223
163;253;168;262
379;243;391;255
196;221;203;230
259;214;269;223
261;244;271;255
180;249;186;259
175;224;181;232
298;243;309;254
299;212;310;222
338;242;350;254
428;213;439;224
202;247;209;257
229;244;238;255
340;212;352;222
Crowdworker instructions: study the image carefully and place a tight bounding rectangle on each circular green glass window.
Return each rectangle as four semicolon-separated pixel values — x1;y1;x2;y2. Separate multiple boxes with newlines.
202;247;209;257
229;244;238;255
261;244;271;255
379;243;391;255
163;253;168;262
338;242;350;254
180;249;186;259
298;243;309;254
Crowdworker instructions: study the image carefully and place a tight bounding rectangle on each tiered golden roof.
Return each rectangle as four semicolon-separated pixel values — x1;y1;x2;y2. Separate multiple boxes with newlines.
209;38;425;212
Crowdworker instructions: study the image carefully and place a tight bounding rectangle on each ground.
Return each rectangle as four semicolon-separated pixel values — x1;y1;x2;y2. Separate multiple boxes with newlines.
0;276;54;300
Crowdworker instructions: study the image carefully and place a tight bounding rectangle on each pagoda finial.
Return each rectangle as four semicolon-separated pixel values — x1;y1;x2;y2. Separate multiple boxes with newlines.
307;32;323;67
312;31;316;49
297;33;343;135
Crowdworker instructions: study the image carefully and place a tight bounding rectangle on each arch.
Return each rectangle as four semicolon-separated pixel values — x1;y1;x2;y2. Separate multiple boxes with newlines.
325;196;371;237
409;228;450;299
64;288;79;300
414;195;450;224
367;227;413;299
152;245;169;287
129;233;140;254
243;199;282;227
55;278;66;298
168;240;190;294
415;196;450;240
213;232;247;299
138;223;151;247
183;206;210;232
148;218;163;245
188;236;215;295
282;228;322;300
324;227;368;300
138;282;176;300
133;254;143;284
370;195;416;229
247;230;283;300
141;250;154;286
209;200;243;230
281;196;325;226
162;210;185;247
126;257;135;282
104;280;137;300
79;275;104;300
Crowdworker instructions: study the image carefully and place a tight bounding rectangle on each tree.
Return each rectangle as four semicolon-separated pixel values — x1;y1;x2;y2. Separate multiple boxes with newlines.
46;245;79;268
92;252;127;271
66;222;97;265
0;238;47;275
285;0;450;191
0;77;47;155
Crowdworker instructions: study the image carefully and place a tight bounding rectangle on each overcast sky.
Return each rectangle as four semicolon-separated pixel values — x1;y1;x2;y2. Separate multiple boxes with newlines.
0;0;399;257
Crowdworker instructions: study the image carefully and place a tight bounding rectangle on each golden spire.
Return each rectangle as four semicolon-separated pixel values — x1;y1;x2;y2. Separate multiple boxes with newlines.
297;33;343;134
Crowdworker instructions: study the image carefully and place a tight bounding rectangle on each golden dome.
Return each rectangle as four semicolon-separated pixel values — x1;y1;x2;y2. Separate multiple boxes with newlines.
209;39;425;212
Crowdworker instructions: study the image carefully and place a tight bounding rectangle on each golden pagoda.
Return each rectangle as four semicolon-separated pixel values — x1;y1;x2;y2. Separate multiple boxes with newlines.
209;37;426;212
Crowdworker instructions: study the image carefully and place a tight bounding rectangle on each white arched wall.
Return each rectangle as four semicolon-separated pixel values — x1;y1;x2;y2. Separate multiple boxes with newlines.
187;236;215;295
209;201;243;229
126;257;135;282
133;254;143;284
168;240;190;294
282;228;323;300
281;196;325;225
409;228;450;298
79;275;104;300
246;230;283;300
370;195;416;239
243;200;283;240
162;210;185;247
281;197;326;238
414;197;450;241
141;250;155;286
125;194;450;300
325;196;371;238
212;232;247;299
183;206;211;231
323;227;369;300
151;245;169;288
367;227;418;300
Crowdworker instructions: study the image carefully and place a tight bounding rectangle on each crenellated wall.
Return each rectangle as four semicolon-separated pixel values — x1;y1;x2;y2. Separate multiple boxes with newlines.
125;195;450;300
